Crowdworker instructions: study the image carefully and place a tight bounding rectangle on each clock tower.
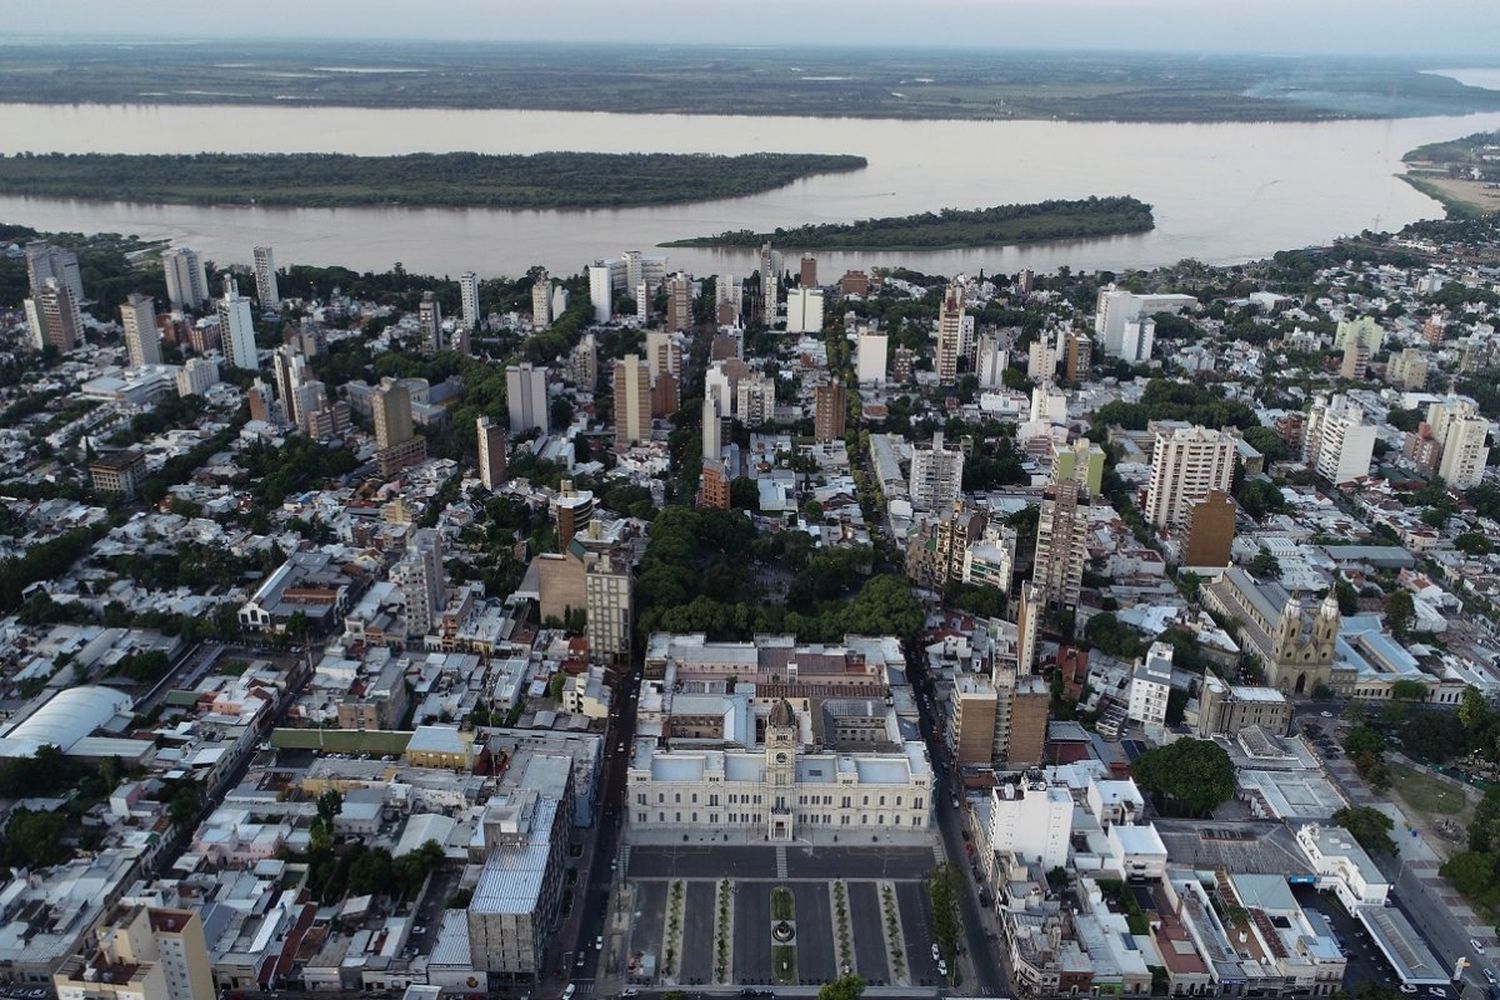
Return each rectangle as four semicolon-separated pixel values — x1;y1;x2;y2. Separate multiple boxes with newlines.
765;698;798;840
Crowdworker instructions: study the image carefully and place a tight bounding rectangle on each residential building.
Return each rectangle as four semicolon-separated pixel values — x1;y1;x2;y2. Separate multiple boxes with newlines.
1065;329;1092;381
252;245;279;309
989;774;1073;869
175;357;220;397
1385;347;1428;390
585;549;633;663
665;271;694;332
800;253;818;287
53;905;215;1000
814;381;846;443
551;482;595;551
635;279;650;324
460;271;481;331
31;278;82;352
120;293;160;367
1333;315;1383;355
1052;438;1104;496
1182;489;1235;568
1126;642;1173;728
588;262;613;324
1144;425;1236;529
1304;395;1376;485
88;449;147;498
908;431;965;512
477;415;507;490
699;458;731;510
373;377;428;476
758;242;782;325
1028;338;1059;381
1339;335;1369;380
505;364;550;436
568;332;599;389
418;290;443;354
531;270;552;330
613;354;651;446
1094;285;1197;359
715;273;741;325
702;393;723;461
976;332;1009;389
1034;479;1087;612
161;246;209;310
853;331;887;387
25;240;83;302
736;372;775;426
393;528;446;638
935;283;966;384
786;286;825;334
950;674;1000;766
1429;398;1491;489
994;658;1049;767
216;276;259;371
1202;566;1339;694
620;249;667;294
645;330;682;382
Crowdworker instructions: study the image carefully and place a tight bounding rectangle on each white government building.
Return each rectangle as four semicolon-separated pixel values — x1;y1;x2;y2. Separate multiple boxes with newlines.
626;699;933;842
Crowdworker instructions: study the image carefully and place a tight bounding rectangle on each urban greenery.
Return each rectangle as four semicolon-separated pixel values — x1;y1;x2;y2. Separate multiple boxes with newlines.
0;151;869;210
664;196;1154;250
1131;738;1236;817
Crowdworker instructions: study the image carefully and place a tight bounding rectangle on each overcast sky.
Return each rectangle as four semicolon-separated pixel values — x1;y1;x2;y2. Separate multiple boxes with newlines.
8;0;1500;58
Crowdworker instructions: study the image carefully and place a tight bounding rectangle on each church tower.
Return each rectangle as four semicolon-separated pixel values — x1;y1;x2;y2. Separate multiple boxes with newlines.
765;699;797;840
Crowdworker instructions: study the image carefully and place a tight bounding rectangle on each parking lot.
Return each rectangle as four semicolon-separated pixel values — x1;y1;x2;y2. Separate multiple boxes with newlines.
1293;885;1401;987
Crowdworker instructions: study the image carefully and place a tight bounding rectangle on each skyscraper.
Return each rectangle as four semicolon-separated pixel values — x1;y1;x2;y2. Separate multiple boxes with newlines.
1184;489;1236;569
665;272;694;333
162;247;209;310
394;528;446;638
120;293;160;367
460;271;481;332
702;393;723;461
758;242;782;326
252;245;280;310
216;276;259;371
1094;284;1197;359
588;262;613;324
799;253;818;287
30;279;82;353
477;415;507;490
505;364;550;436
935;283;966;385
1065;330;1092;382
645;330;683;382
814;381;846;443
1033;479;1087;612
613;354;651;446
908;431;965;512
856;331;888;385
975;331;1008;389
532;271;552;330
785;287;825;334
1431;399;1491;489
373;378;415;451
1144;425;1237;529
418;291;444;354
1303;395;1376;486
635;280;650;325
24;241;83;302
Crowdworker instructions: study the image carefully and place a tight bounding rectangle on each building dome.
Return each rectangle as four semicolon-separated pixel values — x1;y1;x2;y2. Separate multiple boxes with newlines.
768;698;797;729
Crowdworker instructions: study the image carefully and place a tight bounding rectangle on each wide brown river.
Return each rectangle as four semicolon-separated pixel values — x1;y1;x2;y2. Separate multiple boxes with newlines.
1;102;1498;279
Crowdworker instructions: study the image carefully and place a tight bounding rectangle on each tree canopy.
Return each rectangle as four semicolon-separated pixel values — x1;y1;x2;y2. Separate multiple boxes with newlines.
1131;739;1235;817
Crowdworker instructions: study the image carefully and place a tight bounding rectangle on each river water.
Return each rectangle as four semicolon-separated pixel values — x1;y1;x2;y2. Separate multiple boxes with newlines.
1;101;1497;280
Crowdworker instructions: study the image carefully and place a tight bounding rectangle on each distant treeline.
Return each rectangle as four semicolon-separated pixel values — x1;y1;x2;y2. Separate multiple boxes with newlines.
662;195;1154;250
0;151;868;210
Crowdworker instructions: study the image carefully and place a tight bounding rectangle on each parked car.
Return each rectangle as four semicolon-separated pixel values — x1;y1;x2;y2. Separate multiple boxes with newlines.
563;985;577;1000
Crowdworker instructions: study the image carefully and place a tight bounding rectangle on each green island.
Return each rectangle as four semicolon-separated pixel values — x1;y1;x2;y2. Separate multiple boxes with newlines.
1400;130;1500;219
661;195;1154;250
0;151;868;210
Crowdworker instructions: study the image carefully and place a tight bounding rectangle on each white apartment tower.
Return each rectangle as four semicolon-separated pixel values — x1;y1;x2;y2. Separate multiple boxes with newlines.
908;431;965;512
505;363;550;436
975;331;1008;389
857;331;888;385
702;393;723;462
1430;399;1491;489
252;245;280;309
785;286;825;335
162;247;209;310
176;357;219;397
989;776;1074;870
588;262;613;324
1144;425;1237;529
1304;395;1377;486
460;271;481;332
216;276;259;371
1094;284;1197;359
120;293;161;367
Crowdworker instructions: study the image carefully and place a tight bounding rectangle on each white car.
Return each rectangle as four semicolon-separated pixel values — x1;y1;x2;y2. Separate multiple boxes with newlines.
596;935;604;950
1484;970;1497;986
1428;988;1448;998
1472;938;1487;954
563;985;577;1000
937;960;949;978
1399;986;1418;995
932;943;941;961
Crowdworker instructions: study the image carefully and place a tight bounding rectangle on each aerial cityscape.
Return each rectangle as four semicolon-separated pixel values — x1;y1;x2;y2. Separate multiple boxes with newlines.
4;6;1500;1000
